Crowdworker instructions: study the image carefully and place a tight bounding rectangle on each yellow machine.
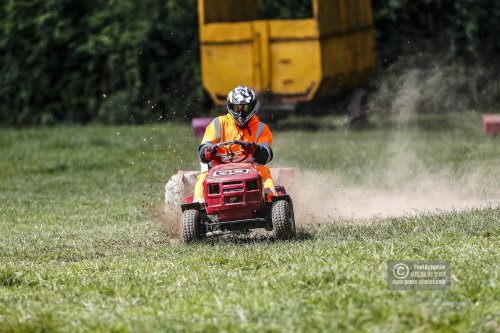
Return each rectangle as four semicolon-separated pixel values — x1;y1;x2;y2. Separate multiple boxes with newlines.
198;0;375;109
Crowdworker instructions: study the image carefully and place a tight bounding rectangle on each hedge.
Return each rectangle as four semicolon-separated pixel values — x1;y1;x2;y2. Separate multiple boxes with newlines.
1;0;499;125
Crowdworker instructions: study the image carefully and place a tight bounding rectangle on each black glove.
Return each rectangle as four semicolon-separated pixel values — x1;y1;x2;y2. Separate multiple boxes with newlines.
204;144;217;161
241;142;256;155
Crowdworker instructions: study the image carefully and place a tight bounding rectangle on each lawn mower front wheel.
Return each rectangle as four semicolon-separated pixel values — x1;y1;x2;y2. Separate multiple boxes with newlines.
271;200;296;240
181;209;203;243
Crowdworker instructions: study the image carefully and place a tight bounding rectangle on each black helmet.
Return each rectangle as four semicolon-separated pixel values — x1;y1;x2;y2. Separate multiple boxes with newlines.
226;86;257;127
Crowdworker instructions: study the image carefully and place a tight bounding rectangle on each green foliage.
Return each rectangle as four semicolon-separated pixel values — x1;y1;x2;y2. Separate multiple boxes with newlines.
2;0;500;125
373;0;500;65
0;0;202;126
258;0;313;20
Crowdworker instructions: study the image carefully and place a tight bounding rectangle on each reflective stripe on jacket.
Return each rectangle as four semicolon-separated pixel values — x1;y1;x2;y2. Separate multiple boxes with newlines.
198;114;273;166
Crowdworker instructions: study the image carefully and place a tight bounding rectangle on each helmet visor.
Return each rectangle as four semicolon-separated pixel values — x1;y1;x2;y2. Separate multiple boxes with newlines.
229;103;251;114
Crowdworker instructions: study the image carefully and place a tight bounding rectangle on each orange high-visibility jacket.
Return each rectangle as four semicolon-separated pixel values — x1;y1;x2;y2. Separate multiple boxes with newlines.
198;114;273;166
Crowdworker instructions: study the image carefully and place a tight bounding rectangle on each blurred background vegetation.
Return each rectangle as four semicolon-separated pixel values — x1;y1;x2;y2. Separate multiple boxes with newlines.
1;0;500;126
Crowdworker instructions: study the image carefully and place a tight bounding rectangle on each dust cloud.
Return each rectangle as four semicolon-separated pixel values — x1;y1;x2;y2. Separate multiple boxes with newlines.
286;58;499;223
158;208;181;239
288;170;497;224
159;57;499;231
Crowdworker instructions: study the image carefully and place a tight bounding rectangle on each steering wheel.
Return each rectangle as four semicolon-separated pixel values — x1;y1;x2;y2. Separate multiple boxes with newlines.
211;140;250;164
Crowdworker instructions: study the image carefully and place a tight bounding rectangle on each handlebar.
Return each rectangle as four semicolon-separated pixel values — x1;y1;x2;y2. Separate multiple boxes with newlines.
212;140;249;163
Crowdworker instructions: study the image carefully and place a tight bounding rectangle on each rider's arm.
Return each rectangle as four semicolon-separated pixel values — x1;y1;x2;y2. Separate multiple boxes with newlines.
198;119;219;163
253;124;273;165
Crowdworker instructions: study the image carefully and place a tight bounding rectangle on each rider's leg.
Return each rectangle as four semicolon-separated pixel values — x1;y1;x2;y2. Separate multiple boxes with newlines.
255;165;277;198
193;171;208;203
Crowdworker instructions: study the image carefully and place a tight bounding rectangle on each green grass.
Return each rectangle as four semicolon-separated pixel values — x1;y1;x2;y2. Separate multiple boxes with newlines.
0;112;499;332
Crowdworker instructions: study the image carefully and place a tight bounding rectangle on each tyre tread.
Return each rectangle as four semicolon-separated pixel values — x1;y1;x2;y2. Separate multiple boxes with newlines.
181;209;201;243
271;200;296;239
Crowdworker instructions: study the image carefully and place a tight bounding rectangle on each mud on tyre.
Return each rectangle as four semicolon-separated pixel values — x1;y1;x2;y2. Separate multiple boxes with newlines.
271;200;296;239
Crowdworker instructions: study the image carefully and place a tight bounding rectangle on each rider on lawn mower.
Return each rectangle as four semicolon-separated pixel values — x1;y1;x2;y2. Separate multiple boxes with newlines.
193;86;276;203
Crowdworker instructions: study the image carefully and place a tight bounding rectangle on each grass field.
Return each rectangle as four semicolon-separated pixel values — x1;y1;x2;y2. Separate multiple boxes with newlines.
0;112;499;332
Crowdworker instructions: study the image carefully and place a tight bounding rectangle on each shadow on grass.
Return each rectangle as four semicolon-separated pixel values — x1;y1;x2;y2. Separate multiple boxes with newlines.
200;228;315;245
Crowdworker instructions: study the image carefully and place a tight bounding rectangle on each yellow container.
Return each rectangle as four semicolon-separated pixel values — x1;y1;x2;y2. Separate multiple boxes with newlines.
199;0;375;107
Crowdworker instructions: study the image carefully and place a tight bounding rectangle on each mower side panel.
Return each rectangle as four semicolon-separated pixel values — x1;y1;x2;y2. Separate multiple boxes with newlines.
181;202;203;212
271;195;293;206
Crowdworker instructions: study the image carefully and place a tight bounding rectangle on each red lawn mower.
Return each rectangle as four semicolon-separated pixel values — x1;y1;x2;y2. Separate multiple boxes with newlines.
179;140;296;242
